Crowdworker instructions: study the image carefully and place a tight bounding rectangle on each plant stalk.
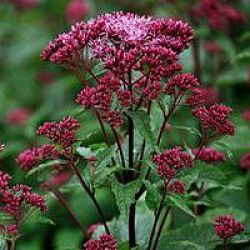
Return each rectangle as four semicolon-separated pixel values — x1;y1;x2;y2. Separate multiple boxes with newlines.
152;206;172;250
70;163;110;234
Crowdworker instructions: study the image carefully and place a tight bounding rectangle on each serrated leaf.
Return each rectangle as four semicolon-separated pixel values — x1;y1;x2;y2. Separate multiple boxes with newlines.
24;209;56;226
26;160;62;178
158;224;216;250
144;181;161;211
169;195;196;218
111;179;141;218
76;146;95;158
196;207;247;225
129;110;156;146
0;239;8;250
173;126;202;138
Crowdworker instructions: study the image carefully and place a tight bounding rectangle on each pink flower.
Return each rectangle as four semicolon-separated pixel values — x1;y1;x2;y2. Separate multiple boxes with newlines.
241;109;250;122
11;0;39;10
186;86;220;106
0;143;5;152
42;12;193;73
213;215;244;240
65;0;90;24
84;234;117;250
205;41;222;55
154;147;193;194
168;180;185;194
0;172;46;217
193;147;225;163
102;110;123;128
37;117;79;148
6;108;32;126
240;152;250;170
165;73;200;96
76;85;112;110
194;0;245;32
6;224;18;235
192;104;235;136
36;70;55;85
0;171;12;189
16;144;59;171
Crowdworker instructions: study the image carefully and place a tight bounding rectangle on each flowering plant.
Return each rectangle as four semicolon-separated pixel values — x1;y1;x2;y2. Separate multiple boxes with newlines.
1;11;249;250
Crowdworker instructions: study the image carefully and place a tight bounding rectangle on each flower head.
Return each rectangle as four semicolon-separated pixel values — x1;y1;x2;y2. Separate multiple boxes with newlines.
193;147;225;163
6;108;32;126
193;104;235;136
213;215;244;240
37;117;79;148
186;86;219;106
241;109;250;122
165;73;199;96
84;234;117;250
154;147;193;194
65;0;90;24
16;144;59;171
240;152;250;170
11;0;39;10
194;0;245;32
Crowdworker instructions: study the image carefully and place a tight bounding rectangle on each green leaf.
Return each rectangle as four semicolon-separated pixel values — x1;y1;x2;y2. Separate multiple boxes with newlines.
24;209;56;226
196;207;247;225
169;195;196;218
144;181;161;211
129;110;156;146
233;49;250;63
158;224;216;250
26;160;62;178
76;146;95;158
111;179;141;218
54;228;82;250
95;165;122;186
0;239;8;250
119;242;129;250
173;126;202;138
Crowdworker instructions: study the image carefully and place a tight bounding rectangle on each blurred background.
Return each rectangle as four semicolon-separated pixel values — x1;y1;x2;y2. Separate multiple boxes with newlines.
0;0;250;249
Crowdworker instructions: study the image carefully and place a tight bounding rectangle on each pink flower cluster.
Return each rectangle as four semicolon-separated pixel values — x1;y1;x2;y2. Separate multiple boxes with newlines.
65;0;90;24
42;12;196;129
37;117;79;148
242;109;250;122
240;152;250;170
0;143;4;152
84;234;117;250
213;215;244;240
6;108;32;126
194;0;245;32
193;147;225;163
0;171;46;235
186;86;219;106
154;147;193;194
10;0;39;10
193;104;235;136
165;73;199;96
16;144;59;171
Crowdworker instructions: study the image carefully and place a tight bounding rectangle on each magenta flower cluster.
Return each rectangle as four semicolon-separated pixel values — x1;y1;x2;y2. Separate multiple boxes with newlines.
42;12;194;130
193;104;235;136
84;234;117;250
16;144;58;171
213;215;244;240
193;147;225;163
0;171;46;235
17;116;79;171
37;116;79;148
194;0;245;32
154;147;193;194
